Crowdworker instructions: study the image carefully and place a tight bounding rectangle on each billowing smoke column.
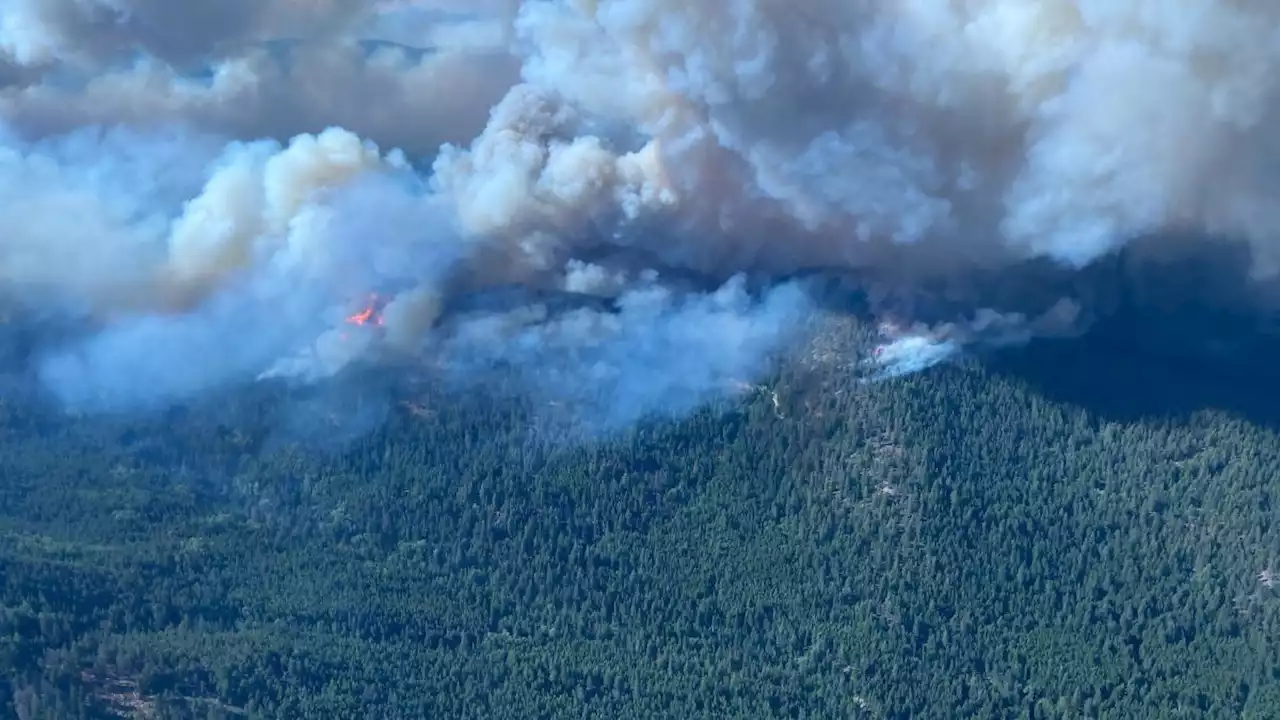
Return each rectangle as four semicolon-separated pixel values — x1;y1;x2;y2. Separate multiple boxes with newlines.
2;0;1280;427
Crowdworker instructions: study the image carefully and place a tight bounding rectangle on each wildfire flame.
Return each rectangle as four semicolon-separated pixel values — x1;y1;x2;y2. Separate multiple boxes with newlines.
338;294;385;343
345;294;385;327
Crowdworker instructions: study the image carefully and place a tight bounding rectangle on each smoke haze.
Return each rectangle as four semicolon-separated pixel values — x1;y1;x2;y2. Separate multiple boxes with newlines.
2;0;1279;429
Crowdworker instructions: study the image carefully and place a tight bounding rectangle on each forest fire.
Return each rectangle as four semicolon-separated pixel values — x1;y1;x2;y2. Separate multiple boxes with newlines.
337;294;387;344
345;295;385;327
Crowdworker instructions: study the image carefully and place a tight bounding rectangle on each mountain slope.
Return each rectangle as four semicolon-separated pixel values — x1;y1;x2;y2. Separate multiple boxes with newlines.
2;325;1279;719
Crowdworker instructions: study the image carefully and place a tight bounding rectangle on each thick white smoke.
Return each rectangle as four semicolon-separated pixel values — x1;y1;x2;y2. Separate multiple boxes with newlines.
2;0;1279;426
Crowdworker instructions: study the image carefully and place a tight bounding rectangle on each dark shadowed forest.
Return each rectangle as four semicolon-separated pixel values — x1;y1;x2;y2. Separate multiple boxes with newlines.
2;318;1279;719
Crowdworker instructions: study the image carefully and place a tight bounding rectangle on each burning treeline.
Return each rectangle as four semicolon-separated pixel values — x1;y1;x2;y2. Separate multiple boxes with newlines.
4;0;1280;426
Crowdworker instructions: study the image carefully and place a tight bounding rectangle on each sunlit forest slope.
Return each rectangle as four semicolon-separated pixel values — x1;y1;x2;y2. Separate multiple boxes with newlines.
2;321;1279;719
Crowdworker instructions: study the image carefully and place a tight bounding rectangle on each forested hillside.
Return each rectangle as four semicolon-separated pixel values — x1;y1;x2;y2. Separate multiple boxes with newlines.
2;321;1279;719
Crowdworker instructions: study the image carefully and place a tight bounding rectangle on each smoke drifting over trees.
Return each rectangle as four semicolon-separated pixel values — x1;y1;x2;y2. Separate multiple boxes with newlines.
1;0;1278;428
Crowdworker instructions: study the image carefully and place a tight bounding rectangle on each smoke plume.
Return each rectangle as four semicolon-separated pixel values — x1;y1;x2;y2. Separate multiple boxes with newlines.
2;0;1280;429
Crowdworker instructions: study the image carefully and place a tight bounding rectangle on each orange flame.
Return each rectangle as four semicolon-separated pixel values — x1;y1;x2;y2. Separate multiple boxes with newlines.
345;294;385;327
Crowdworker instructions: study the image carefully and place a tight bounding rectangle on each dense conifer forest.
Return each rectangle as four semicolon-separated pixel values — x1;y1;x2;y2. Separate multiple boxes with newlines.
2;320;1279;719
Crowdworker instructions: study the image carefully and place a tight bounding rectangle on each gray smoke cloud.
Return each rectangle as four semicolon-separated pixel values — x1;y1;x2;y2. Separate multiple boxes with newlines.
2;0;1279;429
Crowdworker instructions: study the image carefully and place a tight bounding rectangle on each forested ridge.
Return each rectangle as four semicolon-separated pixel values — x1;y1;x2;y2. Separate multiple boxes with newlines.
2;323;1280;719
